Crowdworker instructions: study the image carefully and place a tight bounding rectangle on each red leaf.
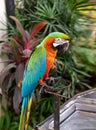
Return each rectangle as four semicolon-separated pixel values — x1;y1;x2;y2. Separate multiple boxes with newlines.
13;35;25;47
29;39;42;49
10;16;28;43
18;47;23;55
30;22;47;40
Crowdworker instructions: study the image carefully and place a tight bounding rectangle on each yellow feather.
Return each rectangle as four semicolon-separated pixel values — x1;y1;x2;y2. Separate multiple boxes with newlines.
19;107;25;130
25;98;33;130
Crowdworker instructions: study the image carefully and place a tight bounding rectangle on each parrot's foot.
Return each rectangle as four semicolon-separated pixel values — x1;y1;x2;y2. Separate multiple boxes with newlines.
45;77;56;86
39;77;62;94
39;78;55;94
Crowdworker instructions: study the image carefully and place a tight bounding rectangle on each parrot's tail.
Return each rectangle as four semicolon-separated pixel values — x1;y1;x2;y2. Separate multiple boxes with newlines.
25;97;32;130
19;96;33;130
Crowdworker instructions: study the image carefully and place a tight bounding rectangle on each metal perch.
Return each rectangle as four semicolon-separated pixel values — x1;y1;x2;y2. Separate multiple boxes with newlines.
41;77;72;130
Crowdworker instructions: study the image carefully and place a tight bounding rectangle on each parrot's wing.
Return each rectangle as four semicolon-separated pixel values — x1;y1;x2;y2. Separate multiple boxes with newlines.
21;46;46;97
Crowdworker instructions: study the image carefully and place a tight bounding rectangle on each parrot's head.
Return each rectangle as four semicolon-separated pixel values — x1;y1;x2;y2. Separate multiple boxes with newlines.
43;32;70;52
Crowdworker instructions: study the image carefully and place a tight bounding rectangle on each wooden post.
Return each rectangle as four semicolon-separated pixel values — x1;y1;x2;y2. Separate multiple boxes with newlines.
54;94;60;130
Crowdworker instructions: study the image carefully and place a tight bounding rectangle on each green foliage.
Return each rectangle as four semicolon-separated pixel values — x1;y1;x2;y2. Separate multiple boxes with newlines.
16;0;95;36
0;108;32;130
29;95;54;128
72;44;96;73
0;108;19;130
56;47;92;95
1;0;96;129
0;95;54;129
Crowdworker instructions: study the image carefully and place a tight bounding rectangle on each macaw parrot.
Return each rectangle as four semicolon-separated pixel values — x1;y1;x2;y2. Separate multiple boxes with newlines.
19;32;70;130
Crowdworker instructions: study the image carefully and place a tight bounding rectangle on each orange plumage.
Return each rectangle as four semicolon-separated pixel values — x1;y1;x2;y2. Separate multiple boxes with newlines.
38;37;57;85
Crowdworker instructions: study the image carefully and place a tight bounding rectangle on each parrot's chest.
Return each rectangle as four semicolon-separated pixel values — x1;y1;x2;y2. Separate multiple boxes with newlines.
46;48;57;62
46;52;56;64
46;50;57;73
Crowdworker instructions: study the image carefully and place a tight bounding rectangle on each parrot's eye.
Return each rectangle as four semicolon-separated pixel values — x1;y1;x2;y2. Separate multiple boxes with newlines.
56;38;62;41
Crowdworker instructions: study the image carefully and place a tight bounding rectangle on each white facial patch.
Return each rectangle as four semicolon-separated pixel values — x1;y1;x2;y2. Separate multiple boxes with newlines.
53;38;69;48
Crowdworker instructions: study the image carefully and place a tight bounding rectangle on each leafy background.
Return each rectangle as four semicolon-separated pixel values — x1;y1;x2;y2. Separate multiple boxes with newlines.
0;0;96;129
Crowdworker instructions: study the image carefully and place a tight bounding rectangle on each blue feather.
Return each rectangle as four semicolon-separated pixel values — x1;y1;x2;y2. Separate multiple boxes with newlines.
21;45;46;98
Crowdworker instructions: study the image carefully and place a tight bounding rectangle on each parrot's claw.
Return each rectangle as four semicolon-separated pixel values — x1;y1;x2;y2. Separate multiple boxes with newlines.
45;77;56;86
48;77;55;85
